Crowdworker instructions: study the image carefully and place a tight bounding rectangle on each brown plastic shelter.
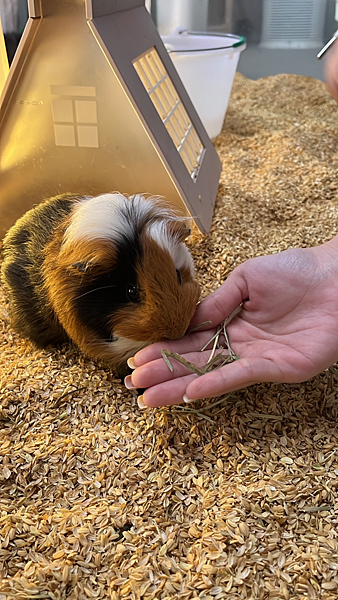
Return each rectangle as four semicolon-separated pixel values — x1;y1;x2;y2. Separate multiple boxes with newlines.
0;18;9;98
0;0;221;239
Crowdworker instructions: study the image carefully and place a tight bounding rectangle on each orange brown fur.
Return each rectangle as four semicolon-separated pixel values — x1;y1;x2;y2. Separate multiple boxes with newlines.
112;233;200;342
1;193;200;376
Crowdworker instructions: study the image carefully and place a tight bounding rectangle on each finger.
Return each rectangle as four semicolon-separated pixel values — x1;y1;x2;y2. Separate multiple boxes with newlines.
141;373;198;407
128;349;223;389
130;328;219;367
326;81;338;103
189;269;248;329
184;356;285;401
325;47;338;103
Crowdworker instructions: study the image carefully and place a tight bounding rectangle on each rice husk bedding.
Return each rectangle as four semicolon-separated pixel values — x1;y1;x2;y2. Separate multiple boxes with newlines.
1;72;338;600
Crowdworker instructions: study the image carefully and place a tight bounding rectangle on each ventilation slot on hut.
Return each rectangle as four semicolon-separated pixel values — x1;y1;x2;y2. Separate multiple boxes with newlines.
134;48;204;181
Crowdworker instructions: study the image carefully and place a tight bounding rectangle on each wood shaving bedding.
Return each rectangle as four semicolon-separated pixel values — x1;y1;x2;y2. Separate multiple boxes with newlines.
1;73;338;599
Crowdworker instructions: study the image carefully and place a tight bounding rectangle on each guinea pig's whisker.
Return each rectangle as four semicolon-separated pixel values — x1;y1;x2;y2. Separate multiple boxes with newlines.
74;285;118;300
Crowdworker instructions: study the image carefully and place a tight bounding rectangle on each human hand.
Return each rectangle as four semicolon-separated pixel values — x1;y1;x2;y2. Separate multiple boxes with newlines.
325;38;338;103
126;242;338;407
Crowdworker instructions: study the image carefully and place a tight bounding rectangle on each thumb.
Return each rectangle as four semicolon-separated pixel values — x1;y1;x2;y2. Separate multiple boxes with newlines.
190;267;248;329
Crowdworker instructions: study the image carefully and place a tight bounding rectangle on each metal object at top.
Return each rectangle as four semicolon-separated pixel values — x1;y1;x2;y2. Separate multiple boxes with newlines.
317;29;338;59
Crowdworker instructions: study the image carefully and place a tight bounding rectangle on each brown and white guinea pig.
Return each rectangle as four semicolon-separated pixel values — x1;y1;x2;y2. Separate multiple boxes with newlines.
1;193;200;376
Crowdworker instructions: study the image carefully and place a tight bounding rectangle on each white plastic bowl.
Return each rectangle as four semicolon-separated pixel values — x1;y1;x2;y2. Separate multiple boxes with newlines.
162;29;246;139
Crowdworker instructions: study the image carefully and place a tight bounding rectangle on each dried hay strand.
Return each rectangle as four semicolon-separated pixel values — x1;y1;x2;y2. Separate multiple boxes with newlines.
1;73;338;599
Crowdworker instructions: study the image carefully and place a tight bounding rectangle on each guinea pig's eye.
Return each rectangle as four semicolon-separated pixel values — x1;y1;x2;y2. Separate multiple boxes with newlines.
127;285;140;303
176;269;182;285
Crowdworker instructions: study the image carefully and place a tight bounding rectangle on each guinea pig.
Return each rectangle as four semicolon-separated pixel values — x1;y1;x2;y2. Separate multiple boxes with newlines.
1;193;200;376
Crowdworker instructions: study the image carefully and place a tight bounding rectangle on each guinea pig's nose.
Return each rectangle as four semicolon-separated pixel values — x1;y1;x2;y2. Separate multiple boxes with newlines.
165;322;189;341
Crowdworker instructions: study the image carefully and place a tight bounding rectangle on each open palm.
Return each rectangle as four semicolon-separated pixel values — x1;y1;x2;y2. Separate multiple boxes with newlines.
128;244;338;407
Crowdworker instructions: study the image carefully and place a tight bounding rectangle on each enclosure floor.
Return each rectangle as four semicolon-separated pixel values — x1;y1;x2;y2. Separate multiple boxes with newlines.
1;73;338;600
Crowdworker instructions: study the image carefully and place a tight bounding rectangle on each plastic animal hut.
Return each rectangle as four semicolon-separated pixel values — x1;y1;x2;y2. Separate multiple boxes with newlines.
0;0;221;239
0;17;9;98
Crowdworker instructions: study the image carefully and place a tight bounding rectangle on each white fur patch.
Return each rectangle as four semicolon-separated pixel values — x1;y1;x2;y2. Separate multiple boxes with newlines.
147;221;195;275
64;193;130;245
63;193;175;247
173;243;195;274
146;221;174;254
63;192;194;274
112;336;149;362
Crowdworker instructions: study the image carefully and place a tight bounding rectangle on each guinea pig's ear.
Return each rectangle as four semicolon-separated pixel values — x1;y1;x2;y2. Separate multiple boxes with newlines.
167;220;192;242
60;240;118;275
68;260;92;274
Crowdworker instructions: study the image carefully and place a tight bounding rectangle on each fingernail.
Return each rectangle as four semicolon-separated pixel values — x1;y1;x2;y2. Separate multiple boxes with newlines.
137;395;146;409
183;394;194;404
127;357;136;369
124;375;136;390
